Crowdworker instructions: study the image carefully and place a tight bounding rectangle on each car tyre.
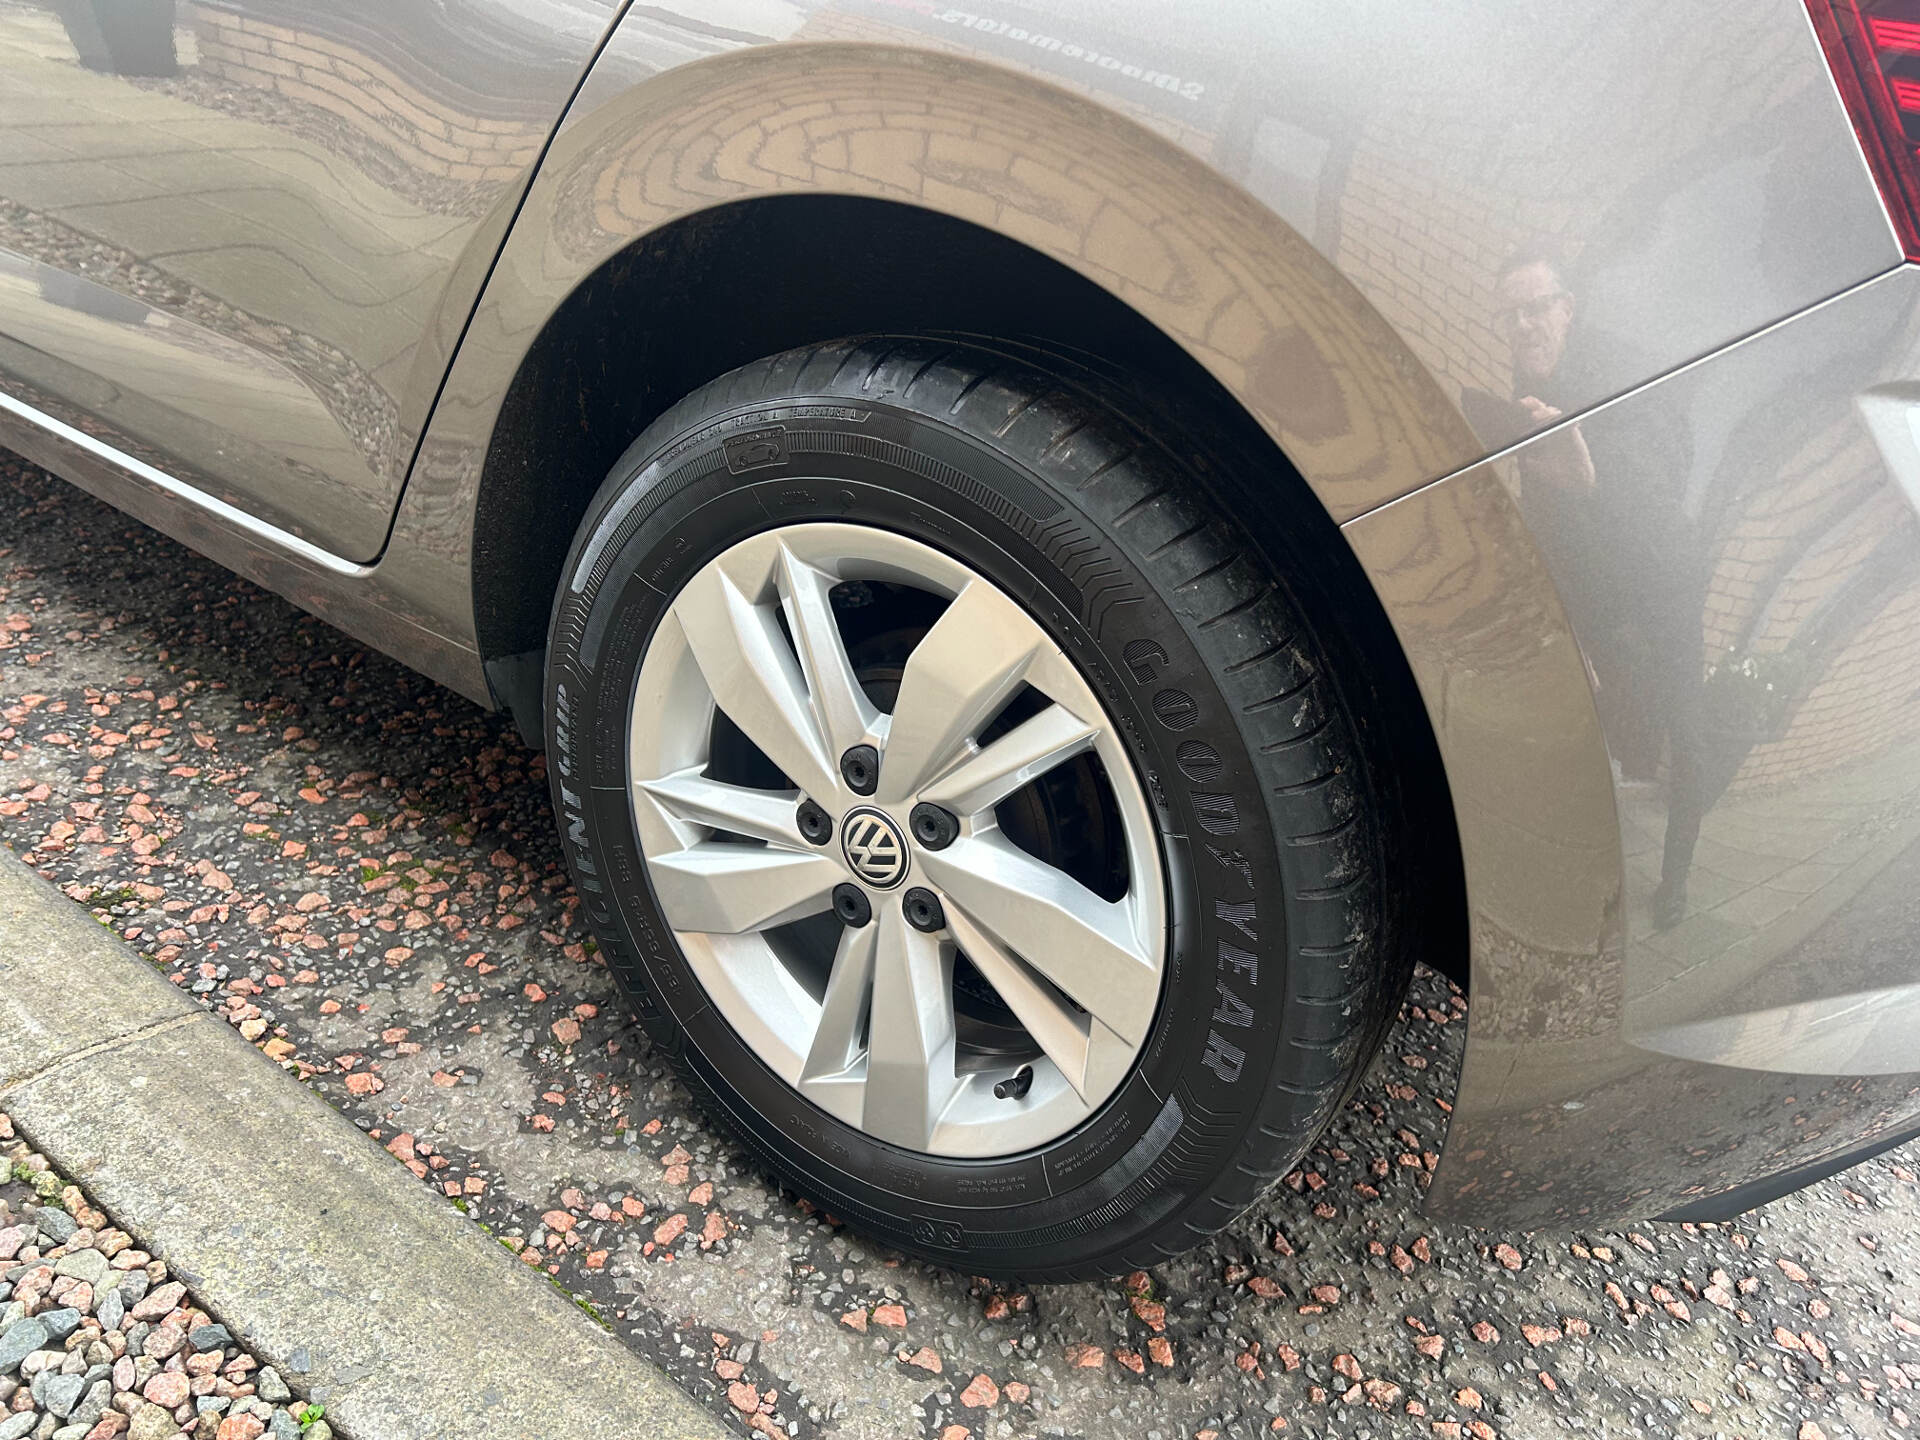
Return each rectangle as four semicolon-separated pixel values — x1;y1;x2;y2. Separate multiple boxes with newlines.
545;337;1408;1280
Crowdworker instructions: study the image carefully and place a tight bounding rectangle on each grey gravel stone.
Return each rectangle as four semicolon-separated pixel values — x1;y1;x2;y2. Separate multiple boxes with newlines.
0;1414;36;1440
92;1291;121;1332
39;1372;81;1419
31;1211;72;1246
186;1324;229;1354
0;1319;48;1374
34;1312;76;1344
68;1381;106;1430
48;1252;103;1286
265;1412;298;1440
254;1368;289;1404
49;1426;87;1440
116;1272;148;1306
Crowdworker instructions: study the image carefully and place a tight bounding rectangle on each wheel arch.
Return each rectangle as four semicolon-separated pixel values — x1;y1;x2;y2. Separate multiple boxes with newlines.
382;41;1472;986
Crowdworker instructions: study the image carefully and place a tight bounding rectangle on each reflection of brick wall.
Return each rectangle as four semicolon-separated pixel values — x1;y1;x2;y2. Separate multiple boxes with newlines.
190;4;544;183
1700;420;1870;659
1732;565;1920;794
794;10;1216;156
1686;408;1920;796
1332;146;1518;408
1327;12;1811;420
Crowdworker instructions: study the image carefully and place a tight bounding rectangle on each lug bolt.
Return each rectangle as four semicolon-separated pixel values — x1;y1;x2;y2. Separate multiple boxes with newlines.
839;744;879;796
903;886;945;933
796;799;833;845
832;883;872;928
909;802;959;849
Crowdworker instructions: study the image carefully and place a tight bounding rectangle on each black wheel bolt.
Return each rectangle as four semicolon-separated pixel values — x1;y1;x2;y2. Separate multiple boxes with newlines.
839;744;879;796
832;883;872;928
903;886;945;933
909;802;959;849
796;799;833;845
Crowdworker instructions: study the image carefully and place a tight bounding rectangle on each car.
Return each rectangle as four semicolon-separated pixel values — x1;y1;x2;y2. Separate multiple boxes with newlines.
3;0;1918;1280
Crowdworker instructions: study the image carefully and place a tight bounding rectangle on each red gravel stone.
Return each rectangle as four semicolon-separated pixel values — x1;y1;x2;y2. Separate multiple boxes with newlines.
959;1373;999;1407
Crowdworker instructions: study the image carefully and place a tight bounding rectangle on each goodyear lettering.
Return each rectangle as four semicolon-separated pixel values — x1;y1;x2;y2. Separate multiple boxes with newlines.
1215;898;1257;944
1206;844;1252;888
1201;1030;1245;1082
1211;980;1254;1028
1218;941;1257;983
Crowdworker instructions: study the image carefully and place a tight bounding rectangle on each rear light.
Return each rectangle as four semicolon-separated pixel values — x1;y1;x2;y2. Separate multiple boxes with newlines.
1808;0;1920;260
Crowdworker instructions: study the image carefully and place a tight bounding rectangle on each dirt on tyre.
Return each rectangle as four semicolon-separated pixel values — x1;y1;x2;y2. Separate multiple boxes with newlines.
544;336;1408;1281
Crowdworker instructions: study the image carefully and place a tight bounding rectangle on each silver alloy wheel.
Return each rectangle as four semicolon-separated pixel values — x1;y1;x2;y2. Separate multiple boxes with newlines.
627;523;1167;1158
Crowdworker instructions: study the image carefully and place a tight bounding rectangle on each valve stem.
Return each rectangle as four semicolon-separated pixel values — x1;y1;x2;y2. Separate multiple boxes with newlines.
993;1065;1034;1101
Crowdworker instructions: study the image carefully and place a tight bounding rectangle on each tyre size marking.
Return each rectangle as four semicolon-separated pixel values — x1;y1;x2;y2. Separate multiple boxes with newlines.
1122;639;1260;1086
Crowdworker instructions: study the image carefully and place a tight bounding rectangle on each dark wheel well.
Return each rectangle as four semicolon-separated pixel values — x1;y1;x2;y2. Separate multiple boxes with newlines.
470;192;1466;988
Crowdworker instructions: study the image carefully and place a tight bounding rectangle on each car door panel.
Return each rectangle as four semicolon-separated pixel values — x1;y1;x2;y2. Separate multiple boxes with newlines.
0;0;620;560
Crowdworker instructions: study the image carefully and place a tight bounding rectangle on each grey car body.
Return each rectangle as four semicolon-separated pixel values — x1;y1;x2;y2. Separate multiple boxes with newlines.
1;0;1917;1227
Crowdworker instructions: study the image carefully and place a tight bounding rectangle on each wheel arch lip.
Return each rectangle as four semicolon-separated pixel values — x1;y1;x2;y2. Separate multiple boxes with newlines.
367;36;1484;695
1343;462;1627;1223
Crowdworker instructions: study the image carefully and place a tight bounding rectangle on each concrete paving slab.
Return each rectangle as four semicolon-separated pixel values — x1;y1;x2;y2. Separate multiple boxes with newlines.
0;846;726;1440
0;850;189;1068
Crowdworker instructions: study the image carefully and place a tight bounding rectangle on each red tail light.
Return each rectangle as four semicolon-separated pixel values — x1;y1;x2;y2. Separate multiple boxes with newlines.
1808;0;1920;260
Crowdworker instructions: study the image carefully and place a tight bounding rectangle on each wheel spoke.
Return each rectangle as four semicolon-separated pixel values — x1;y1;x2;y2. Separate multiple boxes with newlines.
948;903;1141;1102
647;844;840;935
917;703;1098;818
800;922;877;1084
861;902;958;1149
919;834;1159;1045
638;769;808;848
775;542;880;758
673;565;838;801
877;580;1043;802
943;902;1088;1096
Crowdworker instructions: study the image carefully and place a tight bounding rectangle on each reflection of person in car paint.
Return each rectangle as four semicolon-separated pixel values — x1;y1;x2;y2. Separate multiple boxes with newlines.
1465;246;1728;932
1481;251;1601;535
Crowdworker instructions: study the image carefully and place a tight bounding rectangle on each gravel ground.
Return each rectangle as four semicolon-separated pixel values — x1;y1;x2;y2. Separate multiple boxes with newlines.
2;452;1919;1440
0;1111;327;1440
